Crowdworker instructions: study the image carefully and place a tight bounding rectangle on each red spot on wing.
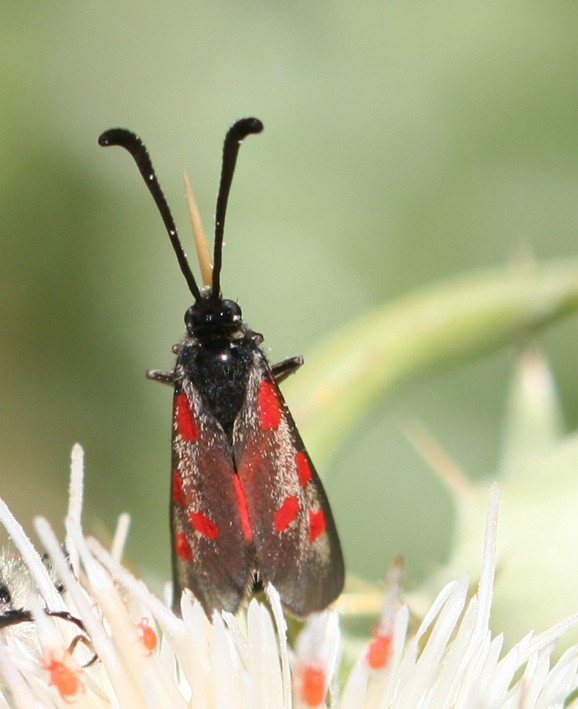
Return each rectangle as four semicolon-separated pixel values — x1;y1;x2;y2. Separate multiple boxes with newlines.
258;379;282;430
190;511;220;540
309;509;327;542
172;470;184;506
175;391;199;441
233;475;253;542
274;496;300;532
175;532;193;561
296;451;312;487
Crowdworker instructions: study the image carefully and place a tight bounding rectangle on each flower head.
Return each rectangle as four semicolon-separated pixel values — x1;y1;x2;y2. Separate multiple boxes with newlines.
0;445;576;707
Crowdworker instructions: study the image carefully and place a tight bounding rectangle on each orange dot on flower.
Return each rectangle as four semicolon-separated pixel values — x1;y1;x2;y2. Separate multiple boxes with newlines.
301;665;326;707
42;654;84;699
136;617;158;655
367;633;392;669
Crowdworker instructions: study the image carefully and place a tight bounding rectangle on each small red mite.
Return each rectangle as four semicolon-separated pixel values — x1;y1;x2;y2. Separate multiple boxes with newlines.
367;632;393;670
300;664;327;707
42;651;84;701
136;617;158;656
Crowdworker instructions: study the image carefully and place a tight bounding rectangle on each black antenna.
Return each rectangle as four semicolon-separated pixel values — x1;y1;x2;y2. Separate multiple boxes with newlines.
212;118;263;298
99;128;202;302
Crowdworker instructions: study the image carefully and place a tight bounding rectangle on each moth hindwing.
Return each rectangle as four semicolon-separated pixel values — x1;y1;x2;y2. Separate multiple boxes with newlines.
99;118;345;617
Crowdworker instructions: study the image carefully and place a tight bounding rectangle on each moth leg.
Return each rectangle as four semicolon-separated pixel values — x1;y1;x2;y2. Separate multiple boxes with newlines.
0;608;32;629
147;369;174;385
45;610;85;632
45;610;97;666
272;355;304;384
67;633;98;667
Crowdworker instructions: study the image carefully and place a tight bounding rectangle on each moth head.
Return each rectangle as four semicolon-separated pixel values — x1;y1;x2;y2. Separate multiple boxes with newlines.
184;298;242;337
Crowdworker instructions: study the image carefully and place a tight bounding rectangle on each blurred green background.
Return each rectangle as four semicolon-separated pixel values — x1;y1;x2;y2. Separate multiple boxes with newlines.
1;1;578;593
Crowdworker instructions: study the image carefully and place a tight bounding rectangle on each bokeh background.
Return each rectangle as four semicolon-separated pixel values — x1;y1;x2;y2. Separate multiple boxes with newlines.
2;1;578;593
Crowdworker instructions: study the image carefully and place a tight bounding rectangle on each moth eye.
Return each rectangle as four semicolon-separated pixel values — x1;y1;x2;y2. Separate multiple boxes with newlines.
220;300;242;320
0;582;11;605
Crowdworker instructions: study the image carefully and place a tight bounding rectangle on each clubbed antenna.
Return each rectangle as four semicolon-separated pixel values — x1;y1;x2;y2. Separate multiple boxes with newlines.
212;118;264;298
99;128;202;301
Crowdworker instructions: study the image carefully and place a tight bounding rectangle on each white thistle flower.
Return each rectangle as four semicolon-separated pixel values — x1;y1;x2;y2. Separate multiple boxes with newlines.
0;444;576;708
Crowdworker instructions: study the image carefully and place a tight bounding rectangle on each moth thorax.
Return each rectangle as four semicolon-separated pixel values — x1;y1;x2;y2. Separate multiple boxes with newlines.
184;298;243;338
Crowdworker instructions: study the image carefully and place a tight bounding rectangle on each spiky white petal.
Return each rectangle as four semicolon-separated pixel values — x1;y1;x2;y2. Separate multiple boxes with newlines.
0;451;576;707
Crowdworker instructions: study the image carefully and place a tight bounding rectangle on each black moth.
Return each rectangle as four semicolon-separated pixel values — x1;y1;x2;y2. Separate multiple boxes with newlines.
99;118;344;617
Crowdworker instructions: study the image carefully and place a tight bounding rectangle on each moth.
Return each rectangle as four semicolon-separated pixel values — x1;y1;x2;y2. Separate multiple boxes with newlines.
99;118;345;617
0;550;83;632
0;549;94;665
